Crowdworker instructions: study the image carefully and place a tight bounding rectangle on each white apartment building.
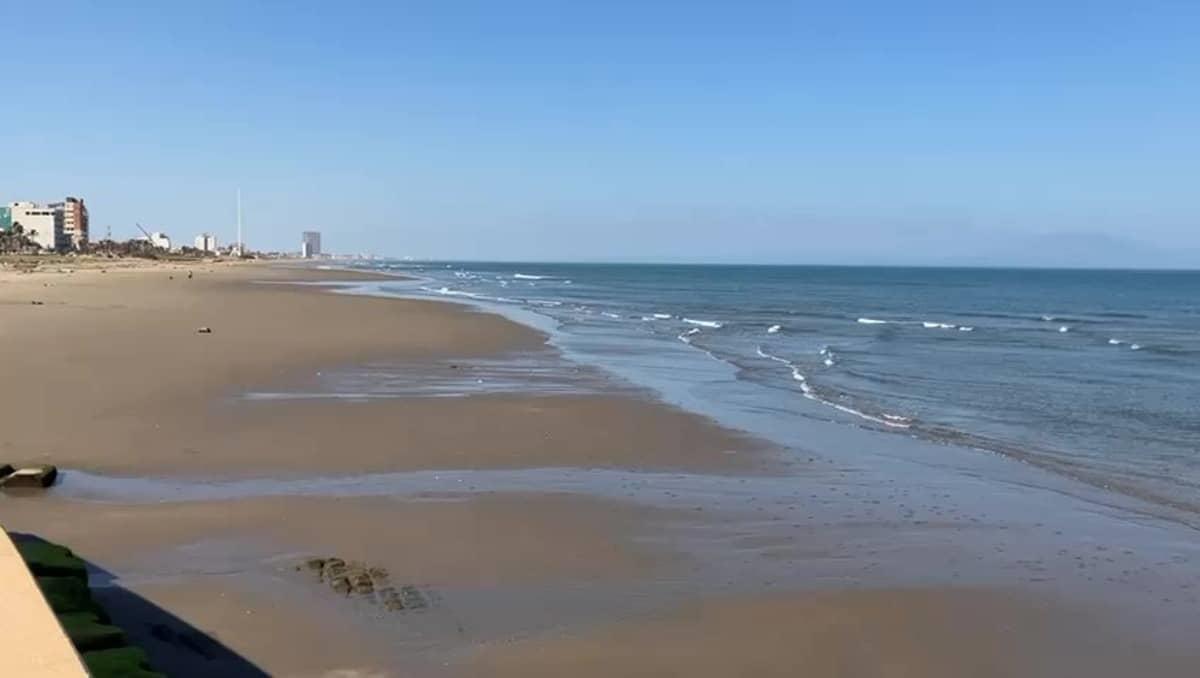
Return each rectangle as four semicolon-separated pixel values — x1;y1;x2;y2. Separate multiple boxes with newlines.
194;233;218;252
147;232;171;250
7;202;64;250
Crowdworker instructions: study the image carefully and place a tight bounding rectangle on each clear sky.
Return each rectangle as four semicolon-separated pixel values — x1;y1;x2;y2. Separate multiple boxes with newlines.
3;1;1198;266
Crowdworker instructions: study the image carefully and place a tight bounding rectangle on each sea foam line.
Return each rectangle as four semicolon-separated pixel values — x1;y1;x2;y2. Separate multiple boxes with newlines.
683;318;723;329
755;346;910;429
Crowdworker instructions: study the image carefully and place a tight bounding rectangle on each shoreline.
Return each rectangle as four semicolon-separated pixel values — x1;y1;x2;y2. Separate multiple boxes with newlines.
1;260;1197;675
372;262;1200;530
353;265;1200;531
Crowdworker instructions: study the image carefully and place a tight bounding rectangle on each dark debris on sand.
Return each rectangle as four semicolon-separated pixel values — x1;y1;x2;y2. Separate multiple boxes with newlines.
298;557;429;612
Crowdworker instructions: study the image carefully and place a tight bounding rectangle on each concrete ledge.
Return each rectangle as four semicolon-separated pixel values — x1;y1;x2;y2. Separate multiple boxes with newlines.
0;525;88;677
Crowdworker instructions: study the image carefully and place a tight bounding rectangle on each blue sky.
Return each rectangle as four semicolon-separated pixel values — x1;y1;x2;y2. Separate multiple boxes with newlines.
2;0;1198;265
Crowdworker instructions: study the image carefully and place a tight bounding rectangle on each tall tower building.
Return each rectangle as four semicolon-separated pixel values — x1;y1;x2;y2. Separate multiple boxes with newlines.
58;197;88;249
301;231;321;258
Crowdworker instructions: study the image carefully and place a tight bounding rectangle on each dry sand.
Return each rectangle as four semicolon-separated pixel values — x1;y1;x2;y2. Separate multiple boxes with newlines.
0;261;767;474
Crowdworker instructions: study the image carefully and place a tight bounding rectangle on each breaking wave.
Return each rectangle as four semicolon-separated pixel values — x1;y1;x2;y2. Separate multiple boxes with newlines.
755;346;909;429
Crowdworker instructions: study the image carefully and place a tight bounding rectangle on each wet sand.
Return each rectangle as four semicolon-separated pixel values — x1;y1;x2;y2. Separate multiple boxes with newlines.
465;588;1197;678
1;260;1196;676
0;491;678;676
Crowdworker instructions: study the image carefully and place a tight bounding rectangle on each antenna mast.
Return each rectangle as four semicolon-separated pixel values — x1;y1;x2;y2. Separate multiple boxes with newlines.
236;189;243;255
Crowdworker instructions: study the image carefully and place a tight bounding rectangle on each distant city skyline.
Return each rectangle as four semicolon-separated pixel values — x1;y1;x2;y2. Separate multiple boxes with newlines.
2;1;1197;267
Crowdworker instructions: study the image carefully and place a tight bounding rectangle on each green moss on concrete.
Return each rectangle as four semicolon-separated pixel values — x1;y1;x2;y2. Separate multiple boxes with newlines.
15;540;88;580
81;646;165;678
57;611;127;652
17;536;164;676
35;576;101;615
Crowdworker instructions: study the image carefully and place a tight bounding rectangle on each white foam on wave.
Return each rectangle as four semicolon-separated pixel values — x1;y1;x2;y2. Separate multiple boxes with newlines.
678;327;702;344
423;285;485;300
922;321;956;330
683;318;723;329
513;273;547;280
766;324;782;334
857;317;888;325
1130;344;1142;351
819;345;836;366
653;313;672;319
601;312;621;319
755;346;910;429
1059;326;1070;333
958;326;974;332
755;349;803;384
419;285;519;305
1041;315;1057;322
1108;338;1123;345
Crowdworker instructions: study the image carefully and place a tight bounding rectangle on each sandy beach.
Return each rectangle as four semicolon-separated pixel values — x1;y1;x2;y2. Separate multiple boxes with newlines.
1;260;1196;677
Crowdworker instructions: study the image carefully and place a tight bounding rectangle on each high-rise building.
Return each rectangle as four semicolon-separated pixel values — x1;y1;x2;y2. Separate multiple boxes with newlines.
301;231;321;258
194;233;218;253
7;202;64;250
52;197;89;249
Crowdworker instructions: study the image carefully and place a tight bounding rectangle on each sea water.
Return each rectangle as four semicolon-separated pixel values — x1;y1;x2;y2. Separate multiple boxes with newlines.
352;263;1200;518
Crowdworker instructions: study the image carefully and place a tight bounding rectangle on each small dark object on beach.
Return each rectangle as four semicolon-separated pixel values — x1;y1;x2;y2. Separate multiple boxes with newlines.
400;585;428;610
329;576;352;596
0;464;59;489
380;587;404;611
449;364;459;369
0;464;12;478
31;300;44;305
196;327;212;334
304;557;327;573
351;572;374;595
169;275;174;280
188;271;193;279
321;558;346;583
